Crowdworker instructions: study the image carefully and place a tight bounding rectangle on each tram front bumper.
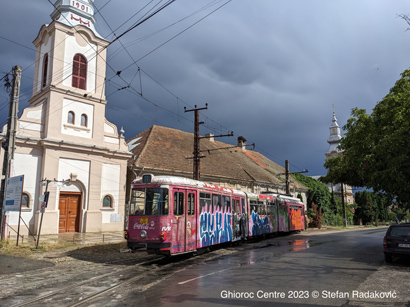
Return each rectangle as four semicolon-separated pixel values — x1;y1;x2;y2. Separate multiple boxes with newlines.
127;241;171;249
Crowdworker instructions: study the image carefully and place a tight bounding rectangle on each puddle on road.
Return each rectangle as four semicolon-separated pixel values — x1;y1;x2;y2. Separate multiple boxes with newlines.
253;238;339;253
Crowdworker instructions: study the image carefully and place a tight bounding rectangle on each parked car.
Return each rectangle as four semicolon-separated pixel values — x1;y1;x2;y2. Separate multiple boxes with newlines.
383;223;410;263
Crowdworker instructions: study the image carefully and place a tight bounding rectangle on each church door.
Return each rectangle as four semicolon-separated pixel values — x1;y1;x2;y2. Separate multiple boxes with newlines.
59;192;81;233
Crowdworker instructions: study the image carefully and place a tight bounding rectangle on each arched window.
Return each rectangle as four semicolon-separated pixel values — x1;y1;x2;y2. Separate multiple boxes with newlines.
42;53;48;88
72;54;87;90
81;114;88;127
22;193;29;208
103;195;112;208
68;111;75;124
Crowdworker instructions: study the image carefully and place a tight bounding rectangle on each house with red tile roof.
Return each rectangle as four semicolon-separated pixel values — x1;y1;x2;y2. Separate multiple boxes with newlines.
126;125;308;205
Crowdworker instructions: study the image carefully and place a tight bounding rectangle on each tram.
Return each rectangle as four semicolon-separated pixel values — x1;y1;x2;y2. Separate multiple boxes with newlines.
125;174;305;256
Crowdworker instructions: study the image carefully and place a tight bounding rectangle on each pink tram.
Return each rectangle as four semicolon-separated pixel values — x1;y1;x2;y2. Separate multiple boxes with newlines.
125;174;305;256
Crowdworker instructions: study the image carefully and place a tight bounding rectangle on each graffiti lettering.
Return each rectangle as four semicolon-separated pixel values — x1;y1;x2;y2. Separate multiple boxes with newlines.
290;208;304;230
199;211;232;247
278;207;289;232
250;210;271;236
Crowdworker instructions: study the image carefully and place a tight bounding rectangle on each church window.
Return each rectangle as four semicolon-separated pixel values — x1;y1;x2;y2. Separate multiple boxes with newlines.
22;193;29;208
72;54;87;90
68;111;75;124
81;114;88;127
103;195;113;208
42;53;48;88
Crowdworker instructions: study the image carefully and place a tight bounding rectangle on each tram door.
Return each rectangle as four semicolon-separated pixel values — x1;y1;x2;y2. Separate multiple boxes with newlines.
232;197;242;241
172;189;197;254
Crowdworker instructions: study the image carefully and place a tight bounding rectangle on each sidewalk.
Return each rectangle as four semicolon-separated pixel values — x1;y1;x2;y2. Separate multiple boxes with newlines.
5;231;126;246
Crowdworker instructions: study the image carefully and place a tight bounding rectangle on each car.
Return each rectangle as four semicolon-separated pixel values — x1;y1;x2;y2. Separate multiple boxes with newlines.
383;223;410;263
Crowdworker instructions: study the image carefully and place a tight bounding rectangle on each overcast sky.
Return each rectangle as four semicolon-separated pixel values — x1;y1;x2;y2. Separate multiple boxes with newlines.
1;0;409;176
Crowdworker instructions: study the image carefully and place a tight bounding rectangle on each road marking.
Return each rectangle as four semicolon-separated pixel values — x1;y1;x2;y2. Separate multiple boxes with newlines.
178;268;231;285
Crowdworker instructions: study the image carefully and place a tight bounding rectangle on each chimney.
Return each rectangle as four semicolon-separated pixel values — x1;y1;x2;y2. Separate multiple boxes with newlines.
205;133;214;142
238;136;247;151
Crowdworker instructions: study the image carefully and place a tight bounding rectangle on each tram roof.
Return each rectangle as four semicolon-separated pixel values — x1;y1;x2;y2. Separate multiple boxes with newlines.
132;175;302;205
132;175;246;196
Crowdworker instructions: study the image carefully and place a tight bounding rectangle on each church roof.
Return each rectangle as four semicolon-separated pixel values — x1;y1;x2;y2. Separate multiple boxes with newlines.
127;125;306;190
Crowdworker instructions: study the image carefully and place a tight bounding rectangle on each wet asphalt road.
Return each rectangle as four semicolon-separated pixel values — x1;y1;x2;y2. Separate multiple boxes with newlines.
95;227;409;307
1;228;409;306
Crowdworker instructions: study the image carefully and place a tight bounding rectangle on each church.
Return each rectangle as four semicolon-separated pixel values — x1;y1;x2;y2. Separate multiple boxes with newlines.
324;108;354;205
0;0;131;235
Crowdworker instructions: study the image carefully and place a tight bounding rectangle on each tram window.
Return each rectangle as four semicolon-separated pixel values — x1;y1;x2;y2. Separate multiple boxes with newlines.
129;188;168;216
188;193;195;216
223;196;231;213
241;198;245;214
174;192;184;216
212;194;221;213
234;199;240;213
130;189;145;215
146;189;169;215
199;192;211;213
250;200;257;213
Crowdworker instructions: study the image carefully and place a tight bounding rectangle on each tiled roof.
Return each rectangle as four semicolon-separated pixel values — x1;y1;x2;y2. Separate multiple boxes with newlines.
127;125;305;189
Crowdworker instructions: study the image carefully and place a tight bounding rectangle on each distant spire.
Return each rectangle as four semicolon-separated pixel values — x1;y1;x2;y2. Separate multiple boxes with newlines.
50;0;103;38
326;106;342;156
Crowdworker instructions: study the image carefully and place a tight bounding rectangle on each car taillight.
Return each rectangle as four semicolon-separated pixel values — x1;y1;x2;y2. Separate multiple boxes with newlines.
383;236;387;248
124;230;128;240
160;232;167;241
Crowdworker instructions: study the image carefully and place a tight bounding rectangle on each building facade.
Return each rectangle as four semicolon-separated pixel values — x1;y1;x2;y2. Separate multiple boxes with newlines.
0;0;131;235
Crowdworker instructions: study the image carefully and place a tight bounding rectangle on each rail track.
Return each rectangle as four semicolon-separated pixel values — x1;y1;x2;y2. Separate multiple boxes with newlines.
2;248;235;307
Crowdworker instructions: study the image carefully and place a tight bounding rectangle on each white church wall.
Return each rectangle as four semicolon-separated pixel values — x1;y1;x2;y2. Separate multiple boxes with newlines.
101;163;121;223
61;98;94;138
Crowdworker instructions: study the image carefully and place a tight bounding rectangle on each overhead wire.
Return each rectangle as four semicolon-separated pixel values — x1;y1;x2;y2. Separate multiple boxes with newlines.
2;1;308;172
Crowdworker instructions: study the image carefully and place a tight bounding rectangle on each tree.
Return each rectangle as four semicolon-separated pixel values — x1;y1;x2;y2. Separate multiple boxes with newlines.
322;68;410;209
292;173;331;210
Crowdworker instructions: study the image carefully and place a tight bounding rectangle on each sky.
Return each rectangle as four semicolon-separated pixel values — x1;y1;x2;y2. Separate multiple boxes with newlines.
0;0;410;177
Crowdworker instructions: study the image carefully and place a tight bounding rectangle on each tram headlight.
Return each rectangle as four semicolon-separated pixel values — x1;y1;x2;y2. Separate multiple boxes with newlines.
140;230;147;238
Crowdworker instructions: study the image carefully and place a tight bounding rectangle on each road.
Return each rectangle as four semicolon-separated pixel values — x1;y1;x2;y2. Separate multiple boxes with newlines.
1;228;409;306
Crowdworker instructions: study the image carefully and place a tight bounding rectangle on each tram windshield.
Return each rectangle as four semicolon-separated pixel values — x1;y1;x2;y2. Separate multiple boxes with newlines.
130;188;169;216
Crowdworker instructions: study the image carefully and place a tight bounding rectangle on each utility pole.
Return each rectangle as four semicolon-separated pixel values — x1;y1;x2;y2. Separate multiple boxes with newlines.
285;160;290;195
184;104;208;180
185;104;234;181
341;182;347;227
281;160;308;196
0;65;22;240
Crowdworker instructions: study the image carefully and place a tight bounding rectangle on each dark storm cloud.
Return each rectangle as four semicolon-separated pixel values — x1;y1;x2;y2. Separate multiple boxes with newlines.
1;0;410;176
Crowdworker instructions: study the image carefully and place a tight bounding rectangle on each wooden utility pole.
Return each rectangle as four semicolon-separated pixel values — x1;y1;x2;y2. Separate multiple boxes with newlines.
285;160;290;195
0;65;22;240
184;104;207;180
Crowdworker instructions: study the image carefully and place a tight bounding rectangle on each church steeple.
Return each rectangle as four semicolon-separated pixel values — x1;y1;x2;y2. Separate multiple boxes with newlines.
50;0;102;38
326;105;342;158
